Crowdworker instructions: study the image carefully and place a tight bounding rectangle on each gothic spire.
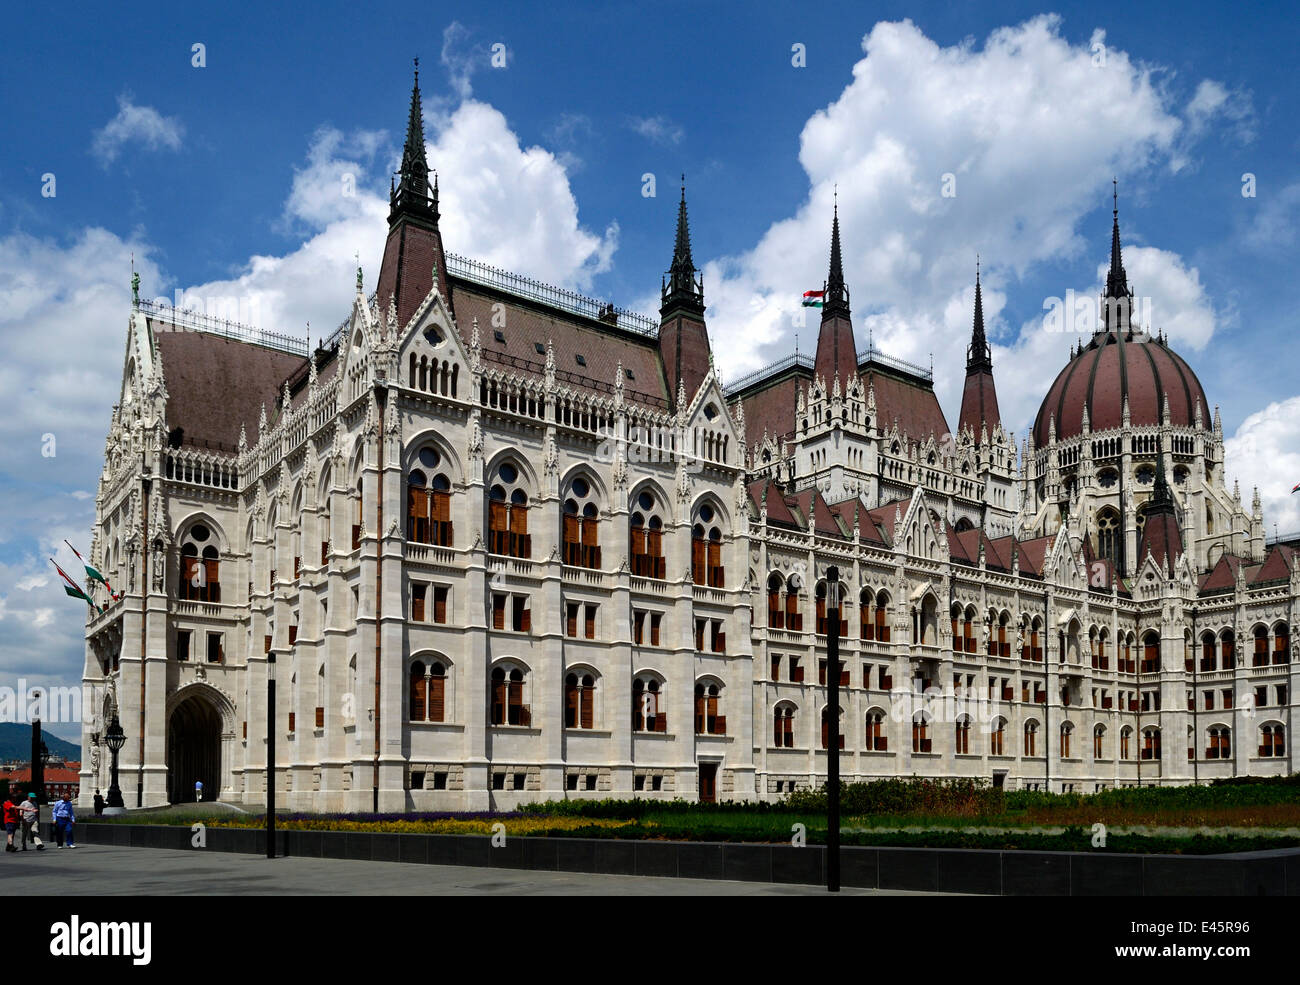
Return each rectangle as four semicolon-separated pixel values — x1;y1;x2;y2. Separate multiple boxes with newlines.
822;188;850;318
661;176;704;316
390;58;435;224
1105;178;1129;300
966;257;991;373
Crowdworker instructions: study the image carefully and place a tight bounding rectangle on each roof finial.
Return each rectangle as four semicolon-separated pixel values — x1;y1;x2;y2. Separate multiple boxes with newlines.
1113;176;1118;219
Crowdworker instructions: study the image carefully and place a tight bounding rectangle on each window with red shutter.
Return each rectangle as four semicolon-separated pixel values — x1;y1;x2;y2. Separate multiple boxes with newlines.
433;586;448;623
412;584;426;622
650;612;661;646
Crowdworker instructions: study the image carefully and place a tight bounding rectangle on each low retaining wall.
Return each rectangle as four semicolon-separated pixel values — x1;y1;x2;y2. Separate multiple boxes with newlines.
59;822;1300;895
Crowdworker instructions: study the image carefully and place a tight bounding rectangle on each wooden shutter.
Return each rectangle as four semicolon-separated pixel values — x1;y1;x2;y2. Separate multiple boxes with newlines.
566;603;578;637
489;501;508;553
580;687;593;729
509;505;529;557
432;490;452;546
492;595;506;630
650;613;661;646
581;518;599;568
520;601;531;633
648;531;665;578
692;538;706;585
264;634;272;654
410;671;427;721
566;682;579;728
412;584;426;622
563;514;580;565
584;604;595;639
631;528;646;570
634;611;645;645
315;707;324;728
429;675;445;722
434;587;447;623
707;541;721;586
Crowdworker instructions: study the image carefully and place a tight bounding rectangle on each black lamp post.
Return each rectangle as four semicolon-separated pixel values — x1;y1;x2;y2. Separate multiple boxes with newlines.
30;714;44;806
267;652;276;859
825;564;842;894
104;715;126;815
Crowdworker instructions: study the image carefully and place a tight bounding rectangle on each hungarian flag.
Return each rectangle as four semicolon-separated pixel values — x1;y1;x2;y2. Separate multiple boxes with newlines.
801;290;824;308
1292;484;1300;494
51;559;99;611
65;540;117;598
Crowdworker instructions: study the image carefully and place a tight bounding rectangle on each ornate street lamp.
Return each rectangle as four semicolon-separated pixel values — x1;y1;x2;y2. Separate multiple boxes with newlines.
104;715;127;815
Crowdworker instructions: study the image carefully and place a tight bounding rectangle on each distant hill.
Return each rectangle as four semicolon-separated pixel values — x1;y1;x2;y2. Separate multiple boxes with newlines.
0;723;81;764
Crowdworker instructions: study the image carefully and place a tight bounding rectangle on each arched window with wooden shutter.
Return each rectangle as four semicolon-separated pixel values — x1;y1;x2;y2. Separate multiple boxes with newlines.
428;662;446;723
409;661;427;722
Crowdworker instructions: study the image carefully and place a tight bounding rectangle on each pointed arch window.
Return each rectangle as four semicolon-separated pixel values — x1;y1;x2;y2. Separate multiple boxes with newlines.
631;490;666;579
691;504;724;587
491;665;529;726
564;672;596;729
563;476;601;569
407;448;453;546
178;524;220;602
488;462;530;559
632;676;666;732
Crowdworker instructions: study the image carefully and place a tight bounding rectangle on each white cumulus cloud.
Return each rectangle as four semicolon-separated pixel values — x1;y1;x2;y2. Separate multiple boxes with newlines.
91;94;184;166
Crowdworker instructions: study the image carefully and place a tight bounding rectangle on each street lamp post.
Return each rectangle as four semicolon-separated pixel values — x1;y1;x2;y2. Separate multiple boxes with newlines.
30;715;44;806
104;716;127;816
826;564;842;894
267;652;276;859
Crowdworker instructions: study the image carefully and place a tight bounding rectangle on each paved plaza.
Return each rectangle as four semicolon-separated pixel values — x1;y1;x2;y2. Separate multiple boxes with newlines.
0;843;942;895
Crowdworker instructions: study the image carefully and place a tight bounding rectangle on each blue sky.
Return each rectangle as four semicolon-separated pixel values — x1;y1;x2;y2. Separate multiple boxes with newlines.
1;1;1297;714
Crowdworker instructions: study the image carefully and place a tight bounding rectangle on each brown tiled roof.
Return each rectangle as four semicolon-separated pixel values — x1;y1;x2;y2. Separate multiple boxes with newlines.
734;371;806;447
1015;535;1053;577
1138;509;1183;576
1250;544;1295;584
448;279;670;411
1200;553;1243;593
787;490;847;538
154;328;308;452
1034;334;1209;446
867;369;951;443
826;496;889;545
748;478;799;528
864;497;908;544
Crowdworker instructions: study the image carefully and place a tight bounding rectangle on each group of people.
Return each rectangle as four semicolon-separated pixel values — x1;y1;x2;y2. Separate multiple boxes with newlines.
3;793;77;851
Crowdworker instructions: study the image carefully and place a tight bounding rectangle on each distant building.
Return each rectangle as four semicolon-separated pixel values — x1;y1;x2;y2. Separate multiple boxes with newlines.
0;766;80;800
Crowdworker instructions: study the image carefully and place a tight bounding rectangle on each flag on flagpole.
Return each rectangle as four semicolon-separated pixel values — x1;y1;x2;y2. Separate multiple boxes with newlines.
1291;483;1300;494
64;540;118;600
801;290;825;308
51;559;99;611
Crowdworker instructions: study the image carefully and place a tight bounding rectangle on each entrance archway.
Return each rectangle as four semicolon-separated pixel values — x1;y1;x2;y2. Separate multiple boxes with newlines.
167;694;223;803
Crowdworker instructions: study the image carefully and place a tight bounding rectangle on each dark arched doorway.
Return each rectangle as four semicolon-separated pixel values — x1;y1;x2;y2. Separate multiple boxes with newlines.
168;694;222;803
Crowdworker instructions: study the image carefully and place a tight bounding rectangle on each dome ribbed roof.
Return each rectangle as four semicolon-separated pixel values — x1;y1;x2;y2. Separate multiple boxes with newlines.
1033;332;1208;446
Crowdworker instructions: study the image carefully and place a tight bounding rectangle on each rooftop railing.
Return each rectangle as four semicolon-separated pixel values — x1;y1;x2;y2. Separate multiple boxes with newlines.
140;299;309;357
446;252;660;336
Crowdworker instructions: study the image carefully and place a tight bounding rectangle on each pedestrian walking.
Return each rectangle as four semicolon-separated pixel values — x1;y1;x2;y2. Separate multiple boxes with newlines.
195;779;203;802
2;797;17;852
93;790;104;816
17;794;43;851
52;794;76;848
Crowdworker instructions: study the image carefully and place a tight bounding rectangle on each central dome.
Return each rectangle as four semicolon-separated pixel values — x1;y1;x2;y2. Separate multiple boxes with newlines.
1033;330;1209;447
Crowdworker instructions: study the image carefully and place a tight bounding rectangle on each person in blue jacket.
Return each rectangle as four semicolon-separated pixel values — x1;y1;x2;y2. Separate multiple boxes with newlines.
51;794;77;848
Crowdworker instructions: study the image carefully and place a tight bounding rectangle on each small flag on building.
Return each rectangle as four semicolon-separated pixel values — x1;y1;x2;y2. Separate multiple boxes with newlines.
801;290;824;308
51;559;100;611
65;540;118;599
1292;483;1300;494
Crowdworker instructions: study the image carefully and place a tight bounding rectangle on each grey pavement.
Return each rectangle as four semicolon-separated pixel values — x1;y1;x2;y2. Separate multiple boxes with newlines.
0;843;943;895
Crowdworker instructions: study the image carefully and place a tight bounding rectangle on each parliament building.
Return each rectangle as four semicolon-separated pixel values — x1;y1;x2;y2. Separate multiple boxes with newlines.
78;73;1297;810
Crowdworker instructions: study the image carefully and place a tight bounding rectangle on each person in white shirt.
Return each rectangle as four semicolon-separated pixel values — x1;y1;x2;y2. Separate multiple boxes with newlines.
17;794;43;851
